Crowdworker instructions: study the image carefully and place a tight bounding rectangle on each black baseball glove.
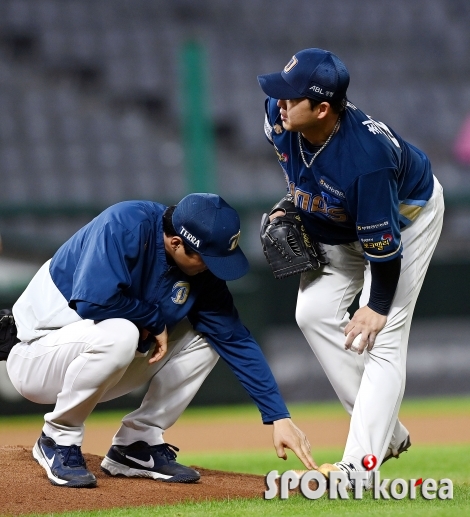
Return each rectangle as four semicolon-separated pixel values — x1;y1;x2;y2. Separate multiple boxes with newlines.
260;194;328;279
0;309;20;361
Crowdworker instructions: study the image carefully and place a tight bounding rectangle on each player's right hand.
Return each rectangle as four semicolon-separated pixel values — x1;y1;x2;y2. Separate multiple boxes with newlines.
344;305;387;354
149;326;168;364
272;418;317;470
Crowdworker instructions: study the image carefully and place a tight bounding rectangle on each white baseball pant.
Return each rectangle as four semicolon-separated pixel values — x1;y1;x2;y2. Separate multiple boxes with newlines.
7;317;219;446
296;176;444;471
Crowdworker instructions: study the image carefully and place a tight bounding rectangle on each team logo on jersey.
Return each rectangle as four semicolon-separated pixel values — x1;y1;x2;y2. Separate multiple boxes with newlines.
273;124;283;134
171;281;190;305
228;230;241;251
287;182;348;223
284;56;298;73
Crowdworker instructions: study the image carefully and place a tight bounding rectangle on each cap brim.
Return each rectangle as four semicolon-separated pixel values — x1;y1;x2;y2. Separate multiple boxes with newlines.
201;246;249;281
257;72;304;100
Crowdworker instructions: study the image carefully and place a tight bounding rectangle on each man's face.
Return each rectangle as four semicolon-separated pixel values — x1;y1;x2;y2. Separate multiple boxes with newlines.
173;244;208;276
277;98;319;132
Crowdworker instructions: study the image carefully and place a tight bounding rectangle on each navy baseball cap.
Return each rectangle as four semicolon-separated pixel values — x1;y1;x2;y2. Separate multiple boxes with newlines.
172;193;249;281
257;48;349;103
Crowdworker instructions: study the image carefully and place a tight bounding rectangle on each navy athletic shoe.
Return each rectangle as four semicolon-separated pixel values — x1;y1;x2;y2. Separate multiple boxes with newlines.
32;432;97;488
101;441;200;483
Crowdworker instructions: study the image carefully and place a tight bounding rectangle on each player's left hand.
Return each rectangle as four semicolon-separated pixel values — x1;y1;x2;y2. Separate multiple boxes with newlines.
344;306;387;354
272;418;317;469
149;326;168;364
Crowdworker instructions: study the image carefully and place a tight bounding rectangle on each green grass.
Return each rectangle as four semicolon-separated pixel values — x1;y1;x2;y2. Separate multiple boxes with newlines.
2;394;469;428
22;490;470;517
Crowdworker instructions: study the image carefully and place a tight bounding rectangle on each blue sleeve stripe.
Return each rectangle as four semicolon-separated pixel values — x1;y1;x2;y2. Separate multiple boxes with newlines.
400;199;427;206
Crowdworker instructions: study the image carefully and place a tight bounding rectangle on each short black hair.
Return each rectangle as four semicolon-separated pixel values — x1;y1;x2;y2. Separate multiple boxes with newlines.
308;97;346;114
163;205;198;256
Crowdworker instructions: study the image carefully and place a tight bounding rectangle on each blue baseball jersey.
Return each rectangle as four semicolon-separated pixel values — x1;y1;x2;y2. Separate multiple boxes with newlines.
264;98;434;262
50;201;289;423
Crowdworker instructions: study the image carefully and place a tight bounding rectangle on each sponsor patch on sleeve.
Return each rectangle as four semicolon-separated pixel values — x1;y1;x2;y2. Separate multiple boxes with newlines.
357;218;401;259
357;218;390;233
360;232;396;254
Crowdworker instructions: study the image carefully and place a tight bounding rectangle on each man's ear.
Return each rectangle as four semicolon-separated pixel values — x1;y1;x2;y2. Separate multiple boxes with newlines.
169;236;183;251
317;102;331;119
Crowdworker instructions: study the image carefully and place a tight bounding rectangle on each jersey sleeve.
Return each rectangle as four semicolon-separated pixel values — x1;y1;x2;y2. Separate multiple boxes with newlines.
188;275;290;424
351;168;403;262
263;97;279;146
67;219;165;335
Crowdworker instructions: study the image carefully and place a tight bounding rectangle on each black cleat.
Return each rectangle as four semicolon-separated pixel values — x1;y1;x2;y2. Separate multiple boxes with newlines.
101;441;200;483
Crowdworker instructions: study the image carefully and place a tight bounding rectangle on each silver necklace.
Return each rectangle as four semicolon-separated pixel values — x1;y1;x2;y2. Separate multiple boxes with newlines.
298;115;341;168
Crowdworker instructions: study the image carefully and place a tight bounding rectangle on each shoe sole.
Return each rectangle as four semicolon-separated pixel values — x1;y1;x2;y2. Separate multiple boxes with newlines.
32;441;97;488
101;456;200;483
382;436;412;465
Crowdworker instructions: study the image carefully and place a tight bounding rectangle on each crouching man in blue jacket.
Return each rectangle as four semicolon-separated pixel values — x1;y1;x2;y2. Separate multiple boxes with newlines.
7;193;316;488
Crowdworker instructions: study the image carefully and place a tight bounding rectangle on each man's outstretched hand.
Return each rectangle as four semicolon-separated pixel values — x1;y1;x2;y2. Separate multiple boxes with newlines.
272;418;317;470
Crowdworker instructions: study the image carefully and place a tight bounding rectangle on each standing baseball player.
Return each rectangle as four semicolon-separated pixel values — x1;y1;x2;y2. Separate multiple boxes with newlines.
257;48;444;487
7;193;315;488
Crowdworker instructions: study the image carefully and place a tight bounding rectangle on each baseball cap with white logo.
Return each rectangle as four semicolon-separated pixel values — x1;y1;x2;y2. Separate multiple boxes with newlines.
172;193;249;281
257;48;349;103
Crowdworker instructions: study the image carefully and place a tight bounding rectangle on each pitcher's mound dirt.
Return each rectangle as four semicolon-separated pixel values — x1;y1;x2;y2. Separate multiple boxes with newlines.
0;446;265;516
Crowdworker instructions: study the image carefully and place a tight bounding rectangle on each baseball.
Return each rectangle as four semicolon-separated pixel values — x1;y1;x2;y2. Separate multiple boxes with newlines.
349;333;362;353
